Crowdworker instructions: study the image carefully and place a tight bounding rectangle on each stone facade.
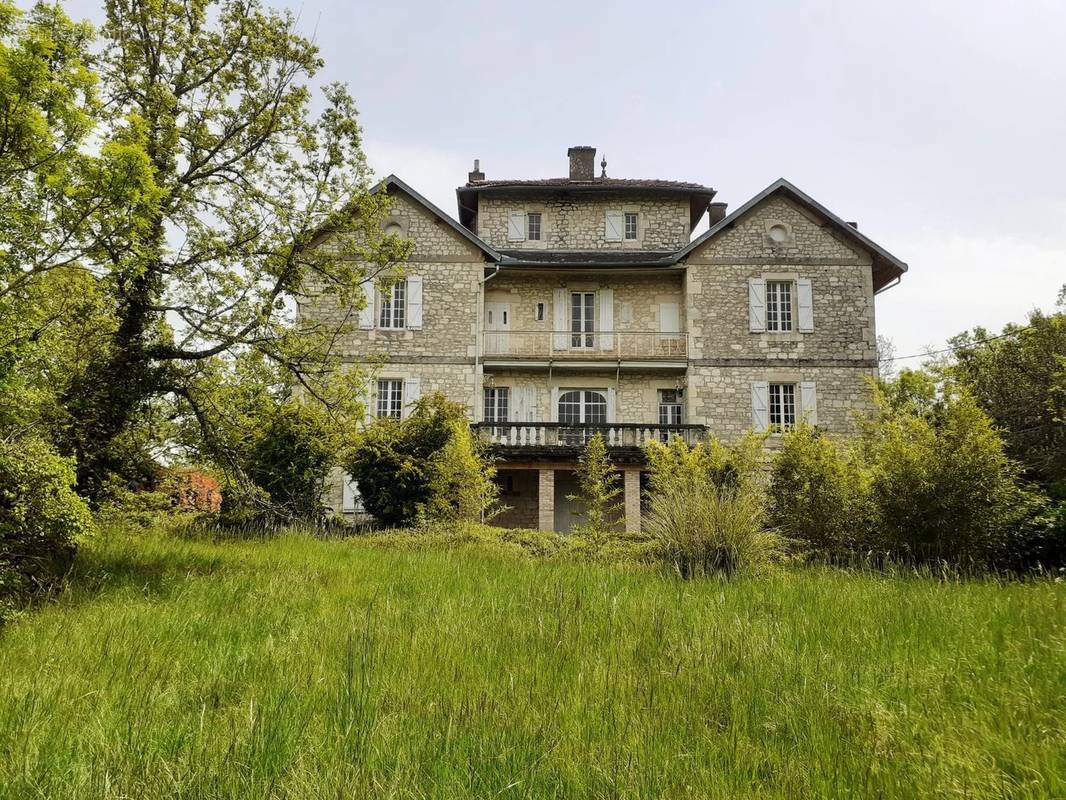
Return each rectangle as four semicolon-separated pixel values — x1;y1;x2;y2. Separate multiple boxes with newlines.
303;167;904;531
477;193;691;251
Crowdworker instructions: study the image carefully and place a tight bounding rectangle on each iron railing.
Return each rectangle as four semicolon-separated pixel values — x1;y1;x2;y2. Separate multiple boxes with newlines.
482;330;687;360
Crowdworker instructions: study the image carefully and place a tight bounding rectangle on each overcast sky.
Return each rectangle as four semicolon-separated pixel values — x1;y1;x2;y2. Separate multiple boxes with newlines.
62;0;1065;360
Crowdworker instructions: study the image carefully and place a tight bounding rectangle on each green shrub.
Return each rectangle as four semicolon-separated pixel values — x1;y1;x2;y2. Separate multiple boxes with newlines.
644;437;783;577
246;402;337;522
346;393;497;527
0;438;94;604
568;433;622;538
768;425;873;559
866;385;1034;568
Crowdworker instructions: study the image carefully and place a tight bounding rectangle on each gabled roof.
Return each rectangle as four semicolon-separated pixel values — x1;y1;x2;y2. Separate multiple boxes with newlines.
372;174;501;261
676;178;908;292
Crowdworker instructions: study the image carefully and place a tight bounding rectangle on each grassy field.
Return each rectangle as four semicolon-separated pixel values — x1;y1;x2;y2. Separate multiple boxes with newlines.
0;528;1063;799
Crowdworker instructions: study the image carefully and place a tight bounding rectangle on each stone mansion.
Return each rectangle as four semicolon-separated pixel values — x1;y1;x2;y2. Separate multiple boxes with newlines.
309;146;907;532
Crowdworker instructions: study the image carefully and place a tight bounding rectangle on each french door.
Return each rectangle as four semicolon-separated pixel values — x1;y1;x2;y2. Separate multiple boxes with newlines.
570;292;595;349
558;389;607;444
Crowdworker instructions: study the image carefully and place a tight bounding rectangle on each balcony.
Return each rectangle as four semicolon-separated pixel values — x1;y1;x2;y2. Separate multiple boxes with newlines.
481;330;688;366
474;422;709;461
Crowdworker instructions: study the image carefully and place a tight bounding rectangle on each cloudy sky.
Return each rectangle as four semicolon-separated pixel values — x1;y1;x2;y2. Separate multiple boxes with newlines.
63;0;1065;360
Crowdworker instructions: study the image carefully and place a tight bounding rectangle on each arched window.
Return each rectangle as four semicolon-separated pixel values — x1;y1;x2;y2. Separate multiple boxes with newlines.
558;390;607;425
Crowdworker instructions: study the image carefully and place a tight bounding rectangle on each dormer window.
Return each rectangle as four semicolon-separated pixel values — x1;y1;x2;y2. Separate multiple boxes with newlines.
527;212;542;241
624;213;638;240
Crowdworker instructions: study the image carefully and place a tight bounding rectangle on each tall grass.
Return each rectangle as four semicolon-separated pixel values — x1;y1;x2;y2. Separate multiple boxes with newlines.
0;527;1063;798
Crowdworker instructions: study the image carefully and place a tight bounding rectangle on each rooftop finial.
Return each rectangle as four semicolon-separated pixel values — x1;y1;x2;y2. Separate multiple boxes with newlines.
600;154;607;178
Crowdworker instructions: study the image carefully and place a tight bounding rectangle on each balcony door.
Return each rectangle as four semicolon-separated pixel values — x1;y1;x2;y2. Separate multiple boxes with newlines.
570;292;595;349
485;302;511;354
558;389;607;444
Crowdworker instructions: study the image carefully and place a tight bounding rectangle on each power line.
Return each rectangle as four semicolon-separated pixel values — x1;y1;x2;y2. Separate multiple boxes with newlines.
883;325;1034;363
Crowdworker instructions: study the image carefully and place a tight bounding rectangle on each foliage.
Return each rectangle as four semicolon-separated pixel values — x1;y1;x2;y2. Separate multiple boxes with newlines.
768;425;873;559
0;437;93;605
567;433;622;538
864;379;1038;568
346;393;497;527
644;432;763;492
644;436;783;577
948;297;1066;489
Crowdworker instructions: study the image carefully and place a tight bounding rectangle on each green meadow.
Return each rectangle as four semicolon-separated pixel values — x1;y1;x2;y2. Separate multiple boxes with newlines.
1;528;1063;799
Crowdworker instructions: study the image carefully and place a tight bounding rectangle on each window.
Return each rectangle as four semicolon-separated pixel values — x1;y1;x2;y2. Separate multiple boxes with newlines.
379;280;406;329
766;280;793;333
484;387;509;424
570;291;595;348
558;389;607;443
535;302;545;322
376;379;403;418
527;212;542;241
769;383;796;431
624;212;638;240
658;388;683;441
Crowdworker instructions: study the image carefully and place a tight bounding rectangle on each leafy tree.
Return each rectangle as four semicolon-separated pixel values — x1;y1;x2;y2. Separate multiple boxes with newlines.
569;433;622;537
949;294;1066;489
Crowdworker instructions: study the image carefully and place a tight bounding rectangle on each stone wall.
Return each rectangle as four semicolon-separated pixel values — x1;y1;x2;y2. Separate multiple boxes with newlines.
477;192;691;251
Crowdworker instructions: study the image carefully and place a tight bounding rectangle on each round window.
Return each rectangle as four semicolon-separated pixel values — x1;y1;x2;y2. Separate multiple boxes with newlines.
384;222;403;237
768;224;789;243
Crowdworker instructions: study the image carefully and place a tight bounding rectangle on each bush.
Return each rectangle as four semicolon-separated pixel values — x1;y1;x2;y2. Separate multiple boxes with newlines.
346;393;497;527
246;402;337;522
768;425;873;559
0;438;94;606
866;385;1034;568
568;433;622;538
644;437;784;577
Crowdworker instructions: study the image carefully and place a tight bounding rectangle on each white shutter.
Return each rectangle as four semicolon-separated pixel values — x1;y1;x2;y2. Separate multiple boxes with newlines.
599;288;614;350
749;278;766;333
507;211;526;242
605;210;624;241
406;276;423;329
359;283;376;329
550;387;560;422
517;385;537;422
797;278;814;332
751;381;769;431
342;473;362;513
403;376;421;418
800;381;818;426
553;288;567;350
606;387;617;424
365;378;377;421
659;302;680;340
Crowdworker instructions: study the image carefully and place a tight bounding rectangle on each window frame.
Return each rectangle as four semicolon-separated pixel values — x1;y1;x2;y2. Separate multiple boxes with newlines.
526;212;542;241
378;280;407;329
569;291;596;349
623;212;639;241
765;279;794;333
376;378;404;419
483;386;510;424
768;382;796;431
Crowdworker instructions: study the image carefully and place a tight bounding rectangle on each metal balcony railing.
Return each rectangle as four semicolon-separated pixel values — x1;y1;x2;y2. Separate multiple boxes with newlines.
481;330;687;360
473;422;708;448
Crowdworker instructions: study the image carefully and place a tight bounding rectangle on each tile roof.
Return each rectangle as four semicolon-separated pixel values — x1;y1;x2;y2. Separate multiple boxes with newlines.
460;177;715;193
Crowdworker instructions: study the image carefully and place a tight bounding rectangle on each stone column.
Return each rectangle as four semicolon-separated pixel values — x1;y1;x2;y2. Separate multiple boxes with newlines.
538;469;555;532
624;469;642;534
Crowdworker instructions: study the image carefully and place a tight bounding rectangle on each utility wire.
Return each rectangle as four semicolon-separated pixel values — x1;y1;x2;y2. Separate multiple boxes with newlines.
882;325;1034;363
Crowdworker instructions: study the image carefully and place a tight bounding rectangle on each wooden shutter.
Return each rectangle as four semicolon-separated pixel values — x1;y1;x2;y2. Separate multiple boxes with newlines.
342;473;362;513
403;376;421;418
358;283;376;329
406;276;423;329
659;302;680;340
749;278;766;332
605;210;624;241
751;381;769;431
800;381;818;426
507;211;526;241
606;387;617;424
550;387;560;423
517;385;537;422
599;288;614;350
552;288;567;350
364;377;376;421
797;278;814;332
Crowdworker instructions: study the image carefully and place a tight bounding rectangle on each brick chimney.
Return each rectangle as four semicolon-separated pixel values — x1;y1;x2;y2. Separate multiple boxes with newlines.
567;146;596;181
468;159;485;183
